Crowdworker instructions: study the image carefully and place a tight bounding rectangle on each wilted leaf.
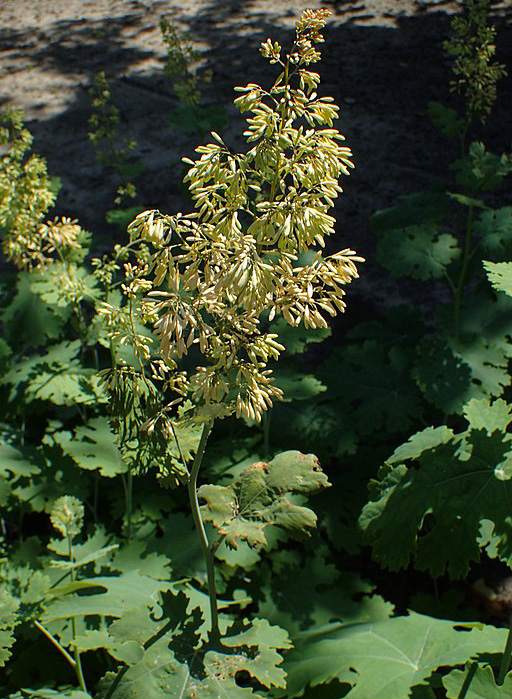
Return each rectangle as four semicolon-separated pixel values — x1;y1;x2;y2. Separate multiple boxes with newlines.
199;451;330;549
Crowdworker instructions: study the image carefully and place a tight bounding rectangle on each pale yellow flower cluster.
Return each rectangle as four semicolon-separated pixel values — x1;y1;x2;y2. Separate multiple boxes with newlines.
121;9;363;424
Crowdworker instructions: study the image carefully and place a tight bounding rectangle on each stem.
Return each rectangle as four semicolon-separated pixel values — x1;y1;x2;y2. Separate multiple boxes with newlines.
453;203;475;339
187;419;219;643
457;662;477;699
126;465;133;541
67;533;88;694
497;621;512;685
34;620;77;668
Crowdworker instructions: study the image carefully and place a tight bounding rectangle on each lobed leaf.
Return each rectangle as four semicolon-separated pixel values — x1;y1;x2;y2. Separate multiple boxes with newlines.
376;224;460;280
443;665;512;698
52;417;127;478
284;612;507;699
199;451;329;549
360;400;512;577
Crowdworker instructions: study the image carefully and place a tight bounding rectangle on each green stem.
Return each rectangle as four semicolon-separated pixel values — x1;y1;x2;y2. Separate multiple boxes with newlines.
67;533;88;694
126;465;133;541
497;621;512;685
187;419;219;643
457;662;477;699
453;204;475;339
34;620;77;669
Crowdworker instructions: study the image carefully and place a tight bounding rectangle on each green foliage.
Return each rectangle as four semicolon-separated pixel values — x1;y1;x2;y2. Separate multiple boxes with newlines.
2;4;512;699
285;613;507;699
443;665;512;698
360;398;512;577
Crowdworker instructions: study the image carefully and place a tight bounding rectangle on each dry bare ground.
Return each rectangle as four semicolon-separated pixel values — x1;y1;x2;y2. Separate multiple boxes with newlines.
1;0;511;312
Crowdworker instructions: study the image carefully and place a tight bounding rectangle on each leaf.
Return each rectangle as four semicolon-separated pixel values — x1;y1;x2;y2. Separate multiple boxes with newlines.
463;397;512;434
106;206;145;233
370;192;449;233
447;192;487;209
0;589;19;667
413;338;472;413
270;316;331;354
387;425;454;464
413;331;512;414
1;272;67;348
273;369;326;402
484;260;512;296
52;417;127;477
284;612;507;699
28;371;104;405
42;571;174;623
258;549;393;637
0;441;41;480
110;540;172;580
29;262;100;307
2;340;104;406
443;664;512;698
427;101;465;138
376;224;460;280
321;341;423;436
199;451;330;549
476;208;512;257
360;404;512;577
6;689;92;699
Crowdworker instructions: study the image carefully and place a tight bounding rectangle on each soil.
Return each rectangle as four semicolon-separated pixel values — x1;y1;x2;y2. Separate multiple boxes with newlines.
1;0;511;315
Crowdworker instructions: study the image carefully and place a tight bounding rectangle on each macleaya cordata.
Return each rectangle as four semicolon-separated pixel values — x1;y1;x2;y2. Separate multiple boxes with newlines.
108;8;363;432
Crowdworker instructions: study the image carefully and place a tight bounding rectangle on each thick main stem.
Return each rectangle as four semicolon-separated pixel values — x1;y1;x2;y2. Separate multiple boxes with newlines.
187;419;219;643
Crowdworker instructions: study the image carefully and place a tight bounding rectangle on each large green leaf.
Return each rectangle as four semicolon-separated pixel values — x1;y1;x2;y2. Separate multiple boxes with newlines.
476;208;512;257
413;332;512;413
443;665;512;698
1;272;68;348
321;341;423;436
199;451;330;549
7;689;91;699
376;224;460;280
284;613;507;699
2;340;105;406
360;399;512;577
98;615;288;699
42;571;174;623
51;417;127;478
